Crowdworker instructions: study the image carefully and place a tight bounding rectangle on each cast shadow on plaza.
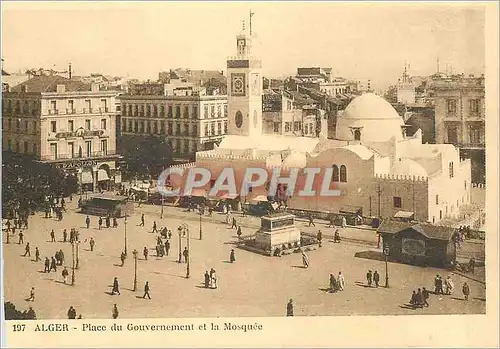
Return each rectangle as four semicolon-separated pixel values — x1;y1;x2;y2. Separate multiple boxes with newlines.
54;280;71;286
354;281;373;288
354;250;386;262
399;304;418;310
291;265;307;269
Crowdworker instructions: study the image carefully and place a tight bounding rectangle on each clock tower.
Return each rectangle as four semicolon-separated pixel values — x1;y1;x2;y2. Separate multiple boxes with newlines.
226;19;262;137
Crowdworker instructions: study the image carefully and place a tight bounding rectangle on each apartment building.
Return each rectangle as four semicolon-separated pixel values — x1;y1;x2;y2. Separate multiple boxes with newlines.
2;75;121;191
118;91;228;160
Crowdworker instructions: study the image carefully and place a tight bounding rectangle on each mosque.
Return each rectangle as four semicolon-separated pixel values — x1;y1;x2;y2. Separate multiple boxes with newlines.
169;23;472;224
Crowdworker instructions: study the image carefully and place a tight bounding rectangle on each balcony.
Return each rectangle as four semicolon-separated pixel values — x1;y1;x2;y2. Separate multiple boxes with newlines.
48;109;59;115
41;150;118;161
54;130;106;139
66;109;76;114
458;142;485;149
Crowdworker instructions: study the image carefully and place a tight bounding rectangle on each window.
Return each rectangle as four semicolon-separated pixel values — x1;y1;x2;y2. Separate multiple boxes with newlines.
217;105;222;118
85;141;92;157
68;120;74;132
469;127;482;145
86;99;92;113
134;121;139;132
153;105;158;117
33;142;37;155
16;119;20;131
211;122;215;135
134;105;139;116
7;140;12;151
446;99;457;114
50;100;57;112
121;120;126;132
160;121;165;133
101;119;107;130
7;119;11;131
192;124;198;136
32;121;37;134
340;165;347;182
175;105;181;118
218;122;222;135
50;143;58;159
204;124;209;136
439;210;442;220
184;106;189;118
449;162;454;178
139;105;144;117
224;105;227;117
146;121;151;133
24;120;28;132
146;105;151;117
184;140;189;153
465;181;467;190
23;141;28;154
287;101;292;110
167;122;173;135
447;126;458;144
204;105;209;119
332;165;339;182
436;195;439;205
354;129;361;141
274;122;279;133
160;105;165;117
140;121;145;133
85;119;91;131
210;105;215;118
176;124;181;135
101;140;108;155
168;105;173;117
101;99;108;112
285;122;291;132
393;197;402;208
51;121;57;133
68;142;75;158
68;100;74;113
469;99;480;114
224;121;228;133
193;105;198;118
294;121;301;131
153;121;158;134
304;125;309;134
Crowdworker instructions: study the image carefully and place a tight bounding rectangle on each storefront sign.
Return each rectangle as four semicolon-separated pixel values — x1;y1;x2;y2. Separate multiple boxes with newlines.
61;160;98;170
402;237;426;256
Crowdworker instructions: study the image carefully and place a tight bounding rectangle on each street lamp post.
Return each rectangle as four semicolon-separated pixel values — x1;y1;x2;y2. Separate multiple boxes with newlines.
186;225;190;279
75;240;80;269
71;242;75;286
132;249;138;291
160;196;164;219
178;227;182;263
384;247;390;288
124;215;128;257
6;231;9;244
199;210;203;240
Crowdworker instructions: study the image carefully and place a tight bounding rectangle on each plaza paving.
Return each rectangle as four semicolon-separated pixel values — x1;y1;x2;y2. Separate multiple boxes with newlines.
2;199;486;319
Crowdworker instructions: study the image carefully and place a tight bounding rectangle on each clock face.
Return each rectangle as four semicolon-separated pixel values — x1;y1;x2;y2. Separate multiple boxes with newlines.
231;73;246;96
235;111;243;129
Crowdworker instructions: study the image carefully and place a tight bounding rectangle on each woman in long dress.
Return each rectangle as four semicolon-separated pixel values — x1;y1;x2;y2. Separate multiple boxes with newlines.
301;251;310;268
337;272;345;291
329;274;337;293
445;275;454;295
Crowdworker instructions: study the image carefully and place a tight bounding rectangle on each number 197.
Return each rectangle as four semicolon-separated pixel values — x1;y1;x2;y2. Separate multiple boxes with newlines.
13;324;25;332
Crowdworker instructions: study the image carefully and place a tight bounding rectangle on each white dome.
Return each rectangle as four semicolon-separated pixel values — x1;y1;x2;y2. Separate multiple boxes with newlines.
391;158;428;177
336;93;405;142
282;152;307;169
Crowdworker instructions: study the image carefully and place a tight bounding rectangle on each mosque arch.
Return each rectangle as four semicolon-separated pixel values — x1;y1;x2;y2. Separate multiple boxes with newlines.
332;165;339;182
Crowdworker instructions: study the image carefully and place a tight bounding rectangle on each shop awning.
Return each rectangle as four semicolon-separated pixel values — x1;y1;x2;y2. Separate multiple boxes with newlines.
81;170;93;184
394;211;414;219
97;169;110;181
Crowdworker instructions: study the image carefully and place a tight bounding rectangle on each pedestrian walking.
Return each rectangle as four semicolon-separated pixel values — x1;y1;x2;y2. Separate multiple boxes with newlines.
422;287;430;307
231;217;237;229
317;230;322;247
44;257;50;273
164;240;170;256
142;281;151;299
62;267;69;284
373;271;380;288
63;229;67;243
469;257;476;274
23;243;31;257
341;216;347;228
237;226;242;239
409;290;417;307
27;287;35;301
143;246;149;260
286;299;294;316
89;237;95;252
18;231;24;245
415;288;424;308
85;215;90;229
98;217;103;230
50;256;57;272
58;249;65;265
301;250;310;268
50;229;56;242
35;247;41;262
113;217;118;228
68;306;76;320
120;251;126;267
204;271;210;288
462;282;470;301
308;213;315;227
209;268;218;289
337;272;345;291
112;304;119;319
183;247;189;263
445;275;454;295
140;214;145;227
230;249;236;263
152;221;158;233
111;277;120;295
334;229;341;243
366;270;373;287
106;215;111;228
225;210;231;225
329;274;338;293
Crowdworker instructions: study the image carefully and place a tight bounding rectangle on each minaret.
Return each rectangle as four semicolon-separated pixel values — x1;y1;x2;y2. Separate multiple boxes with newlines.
226;17;263;137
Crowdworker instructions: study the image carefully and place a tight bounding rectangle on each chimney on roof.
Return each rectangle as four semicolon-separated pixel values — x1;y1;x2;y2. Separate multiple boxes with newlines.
68;62;72;79
56;84;66;93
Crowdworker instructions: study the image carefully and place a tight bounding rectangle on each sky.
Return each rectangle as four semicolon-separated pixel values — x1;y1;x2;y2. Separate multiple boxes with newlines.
1;2;486;91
